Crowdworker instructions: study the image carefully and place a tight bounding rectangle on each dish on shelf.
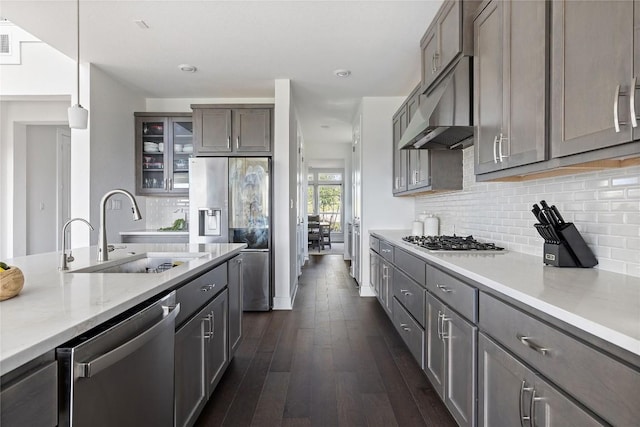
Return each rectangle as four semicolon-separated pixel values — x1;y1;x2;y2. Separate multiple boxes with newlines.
183;144;193;153
144;149;160;153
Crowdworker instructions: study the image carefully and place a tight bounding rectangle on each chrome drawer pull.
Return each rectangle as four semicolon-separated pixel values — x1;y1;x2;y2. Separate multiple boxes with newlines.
437;310;443;340
436;284;452;293
493;134;499;163
519;380;532;427
400;323;411;332
517;335;549;356
203;314;213;339
440;315;450;339
201;284;215;292
530;389;543;427
400;289;412;296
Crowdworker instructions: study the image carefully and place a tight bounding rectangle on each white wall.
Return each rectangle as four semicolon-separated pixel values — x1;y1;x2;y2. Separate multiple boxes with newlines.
87;65;146;244
358;97;415;295
272;79;298;309
415;148;640;278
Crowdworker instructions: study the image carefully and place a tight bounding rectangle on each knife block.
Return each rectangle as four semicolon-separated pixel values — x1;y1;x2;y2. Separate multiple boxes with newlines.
542;223;597;268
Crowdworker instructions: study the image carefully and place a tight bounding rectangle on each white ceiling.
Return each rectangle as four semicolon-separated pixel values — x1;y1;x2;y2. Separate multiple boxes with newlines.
1;1;443;146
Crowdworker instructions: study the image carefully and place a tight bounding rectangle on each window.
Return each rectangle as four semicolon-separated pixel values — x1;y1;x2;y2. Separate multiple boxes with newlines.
308;169;343;233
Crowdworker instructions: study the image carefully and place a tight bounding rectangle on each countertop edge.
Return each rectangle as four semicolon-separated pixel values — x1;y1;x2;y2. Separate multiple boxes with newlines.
370;230;640;361
0;243;246;376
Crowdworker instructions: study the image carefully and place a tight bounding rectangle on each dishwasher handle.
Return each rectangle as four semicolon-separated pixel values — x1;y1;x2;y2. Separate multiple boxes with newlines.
75;302;180;378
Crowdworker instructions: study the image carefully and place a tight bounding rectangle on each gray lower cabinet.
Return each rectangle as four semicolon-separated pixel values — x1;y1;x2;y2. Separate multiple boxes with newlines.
379;259;393;316
228;256;243;356
551;0;635;158
369;249;380;297
480;292;640;426
425;292;477;427
0;358;57;427
478;333;604;427
175;287;229;427
474;0;547;175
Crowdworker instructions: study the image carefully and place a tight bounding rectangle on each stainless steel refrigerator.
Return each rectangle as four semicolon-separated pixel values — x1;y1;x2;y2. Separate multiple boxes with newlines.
189;157;272;311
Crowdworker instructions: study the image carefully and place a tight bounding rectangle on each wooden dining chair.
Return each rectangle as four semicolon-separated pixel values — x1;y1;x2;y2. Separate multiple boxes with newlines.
308;215;322;251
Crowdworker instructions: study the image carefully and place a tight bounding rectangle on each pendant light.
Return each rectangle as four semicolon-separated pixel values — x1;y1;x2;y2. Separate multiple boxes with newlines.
68;0;88;129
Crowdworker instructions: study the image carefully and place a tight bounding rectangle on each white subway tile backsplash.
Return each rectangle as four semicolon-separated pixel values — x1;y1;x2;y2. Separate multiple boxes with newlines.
414;147;640;277
144;197;190;230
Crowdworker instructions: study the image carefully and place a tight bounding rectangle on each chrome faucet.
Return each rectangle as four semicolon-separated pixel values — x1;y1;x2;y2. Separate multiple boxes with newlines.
59;218;94;270
98;189;142;262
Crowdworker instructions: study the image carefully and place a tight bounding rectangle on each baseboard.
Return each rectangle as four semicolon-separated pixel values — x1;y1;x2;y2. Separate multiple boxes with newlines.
359;285;376;297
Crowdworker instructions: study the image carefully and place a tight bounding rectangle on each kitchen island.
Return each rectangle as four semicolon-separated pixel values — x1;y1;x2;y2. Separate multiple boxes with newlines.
0;242;245;377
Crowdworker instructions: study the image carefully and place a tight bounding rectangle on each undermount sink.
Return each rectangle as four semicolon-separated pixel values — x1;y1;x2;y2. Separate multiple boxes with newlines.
71;252;208;274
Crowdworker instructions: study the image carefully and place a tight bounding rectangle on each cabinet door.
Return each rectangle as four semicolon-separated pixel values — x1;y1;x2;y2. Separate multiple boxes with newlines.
551;0;634;157
474;0;503;174
174;308;208;427
228;256;243;357
205;289;229;396
194;109;232;154
634;0;640;141
169;118;192;194
437;0;462;74
379;259;392;315
392;111;408;193
137;116;169;195
369;250;380;296
479;334;604;427
234;108;271;152
501;0;547;169
443;308;477;427
424;293;445;397
421;28;439;90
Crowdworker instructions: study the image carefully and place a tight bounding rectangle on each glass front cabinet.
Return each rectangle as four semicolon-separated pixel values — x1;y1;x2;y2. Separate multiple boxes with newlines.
135;113;193;196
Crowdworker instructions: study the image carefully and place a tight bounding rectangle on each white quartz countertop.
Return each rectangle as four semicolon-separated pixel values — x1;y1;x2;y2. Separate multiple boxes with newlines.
371;230;640;359
0;242;245;376
119;229;189;235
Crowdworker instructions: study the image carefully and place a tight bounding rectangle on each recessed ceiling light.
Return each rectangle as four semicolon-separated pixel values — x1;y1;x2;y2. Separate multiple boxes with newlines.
133;20;149;29
334;69;351;78
178;64;197;73
320;124;330;129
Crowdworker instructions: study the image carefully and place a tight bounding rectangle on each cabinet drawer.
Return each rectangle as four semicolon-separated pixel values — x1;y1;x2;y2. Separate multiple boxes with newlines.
393;298;425;369
480;292;640;427
1;361;57;427
394;247;426;286
426;265;477;322
393;269;426;327
369;235;380;253
176;263;227;326
379;241;394;262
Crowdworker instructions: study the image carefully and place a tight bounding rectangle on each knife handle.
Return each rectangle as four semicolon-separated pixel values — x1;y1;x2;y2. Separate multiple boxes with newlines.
551;205;565;224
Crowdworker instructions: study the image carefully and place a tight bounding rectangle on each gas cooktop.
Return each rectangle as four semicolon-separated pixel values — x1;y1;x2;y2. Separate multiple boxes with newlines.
402;235;505;252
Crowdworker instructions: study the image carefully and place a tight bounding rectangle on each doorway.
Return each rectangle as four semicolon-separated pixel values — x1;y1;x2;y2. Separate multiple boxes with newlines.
307;168;344;242
25;125;70;254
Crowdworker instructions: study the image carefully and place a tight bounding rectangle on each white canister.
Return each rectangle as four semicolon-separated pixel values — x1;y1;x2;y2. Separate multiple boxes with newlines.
411;221;424;236
424;214;439;236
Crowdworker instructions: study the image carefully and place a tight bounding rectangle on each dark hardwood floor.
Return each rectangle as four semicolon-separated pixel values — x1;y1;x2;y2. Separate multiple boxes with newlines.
195;255;457;427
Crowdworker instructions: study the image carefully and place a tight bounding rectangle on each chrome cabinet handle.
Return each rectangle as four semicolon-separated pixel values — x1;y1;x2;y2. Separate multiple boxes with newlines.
498;133;509;161
614;84;629;132
168;178;173;190
436;310;443;339
400;323;411;332
201;284;215;292
631;76;639;128
400;289;412;297
436;284;452;293
227;136;231;149
493;134;499;163
440;315;450;339
203;313;213;339
236;137;240;149
163;178;168;190
519;380;533;427
210;310;215;335
433;52;440;73
432;53;437;74
517;335;549;356
529;389;543;427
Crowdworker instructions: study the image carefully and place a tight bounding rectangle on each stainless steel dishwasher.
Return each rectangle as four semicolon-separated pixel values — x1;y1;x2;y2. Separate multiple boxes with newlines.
57;291;180;427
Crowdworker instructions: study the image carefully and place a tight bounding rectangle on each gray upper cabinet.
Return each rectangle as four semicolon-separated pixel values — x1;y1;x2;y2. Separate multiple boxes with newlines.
392;107;408;193
474;0;547;175
421;0;470;91
551;0;635;158
192;105;273;156
407;90;430;190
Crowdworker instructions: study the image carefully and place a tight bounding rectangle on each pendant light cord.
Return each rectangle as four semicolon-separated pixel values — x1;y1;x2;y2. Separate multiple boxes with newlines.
76;0;80;105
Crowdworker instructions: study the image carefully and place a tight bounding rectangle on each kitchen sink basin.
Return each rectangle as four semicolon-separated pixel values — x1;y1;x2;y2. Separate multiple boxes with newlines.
71;252;208;274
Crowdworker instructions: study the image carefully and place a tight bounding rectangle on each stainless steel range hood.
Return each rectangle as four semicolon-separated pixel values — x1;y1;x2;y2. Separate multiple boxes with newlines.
398;56;473;150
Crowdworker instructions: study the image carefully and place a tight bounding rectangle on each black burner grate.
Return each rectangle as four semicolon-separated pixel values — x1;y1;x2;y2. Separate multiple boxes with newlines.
402;235;504;251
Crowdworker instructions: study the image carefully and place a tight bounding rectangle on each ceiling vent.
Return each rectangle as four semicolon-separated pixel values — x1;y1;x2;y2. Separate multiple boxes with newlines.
0;33;10;54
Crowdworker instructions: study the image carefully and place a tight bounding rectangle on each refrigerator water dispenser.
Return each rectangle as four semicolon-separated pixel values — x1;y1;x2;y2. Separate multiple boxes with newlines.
199;208;222;236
